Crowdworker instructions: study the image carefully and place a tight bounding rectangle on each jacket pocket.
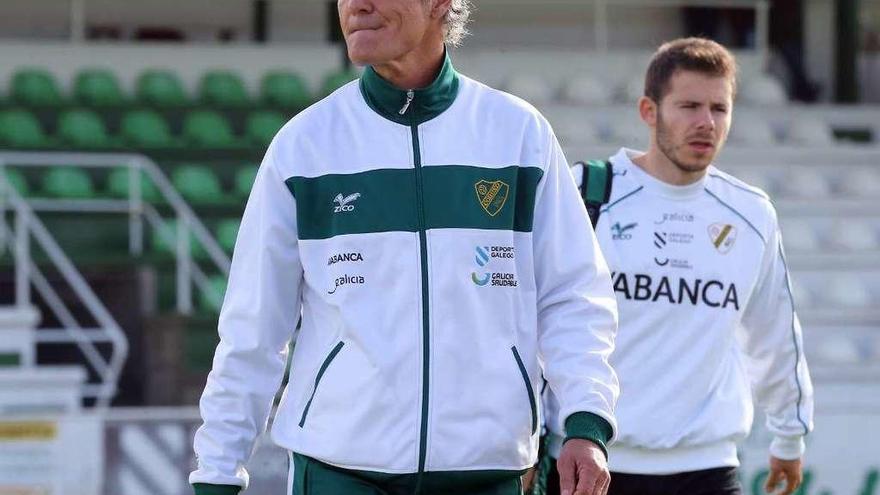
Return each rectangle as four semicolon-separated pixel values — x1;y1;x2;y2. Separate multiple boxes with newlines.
511;345;537;435
298;341;345;427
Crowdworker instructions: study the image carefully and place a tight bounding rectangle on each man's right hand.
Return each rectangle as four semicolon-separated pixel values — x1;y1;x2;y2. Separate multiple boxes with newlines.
764;456;803;495
556;439;610;495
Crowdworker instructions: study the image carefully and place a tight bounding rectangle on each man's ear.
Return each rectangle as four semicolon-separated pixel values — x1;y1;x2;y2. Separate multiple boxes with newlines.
638;96;658;128
431;0;453;19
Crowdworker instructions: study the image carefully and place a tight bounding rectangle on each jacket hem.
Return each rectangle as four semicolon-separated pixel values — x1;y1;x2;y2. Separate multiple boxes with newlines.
608;440;739;475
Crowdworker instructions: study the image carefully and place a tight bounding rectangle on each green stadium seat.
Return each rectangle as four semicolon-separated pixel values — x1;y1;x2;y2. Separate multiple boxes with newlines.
320;69;359;98
215;218;240;253
198;274;228;313
261;71;311;110
199;70;249;108
171;164;224;204
136;70;188;107
151;218;207;259
41;167;95;199
106;168;162;202
182;110;237;148
3;169;30;196
11;69;63;106
0;110;49;149
120;109;176;149
244;111;286;148
234;165;258;199
73;69;125;107
57;109;114;149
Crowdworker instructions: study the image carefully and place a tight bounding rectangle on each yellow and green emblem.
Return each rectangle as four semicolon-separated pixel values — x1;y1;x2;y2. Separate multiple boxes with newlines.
474;180;510;217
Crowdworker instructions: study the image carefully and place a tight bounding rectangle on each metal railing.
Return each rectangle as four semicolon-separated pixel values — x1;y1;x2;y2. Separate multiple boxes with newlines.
0;179;127;407
0;152;231;315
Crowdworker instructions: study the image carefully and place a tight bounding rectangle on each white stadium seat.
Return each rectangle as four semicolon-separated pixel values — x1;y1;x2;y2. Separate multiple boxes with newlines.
837;168;880;198
813;336;862;364
740;75;789;106
789;281;814;307
827;275;873;309
728;114;778;146
560;74;614;106
778;169;833;199
554;116;603;146
779;219;822;253
617;75;644;104
786;118;835;145
504;74;555;105
826;221;879;251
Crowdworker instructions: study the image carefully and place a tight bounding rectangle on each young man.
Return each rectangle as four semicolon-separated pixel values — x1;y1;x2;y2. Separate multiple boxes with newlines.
541;38;814;495
189;1;619;494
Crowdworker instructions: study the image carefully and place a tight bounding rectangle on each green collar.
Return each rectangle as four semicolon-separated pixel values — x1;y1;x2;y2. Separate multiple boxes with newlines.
359;51;460;126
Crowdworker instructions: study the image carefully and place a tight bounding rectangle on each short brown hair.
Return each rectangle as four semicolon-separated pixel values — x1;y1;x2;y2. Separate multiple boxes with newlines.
644;37;737;103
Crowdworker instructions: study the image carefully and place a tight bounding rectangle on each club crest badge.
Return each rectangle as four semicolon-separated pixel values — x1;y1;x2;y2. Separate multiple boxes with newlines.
474;180;510;217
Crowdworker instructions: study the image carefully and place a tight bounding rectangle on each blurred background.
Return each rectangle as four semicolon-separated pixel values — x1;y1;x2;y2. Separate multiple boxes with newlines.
0;1;876;494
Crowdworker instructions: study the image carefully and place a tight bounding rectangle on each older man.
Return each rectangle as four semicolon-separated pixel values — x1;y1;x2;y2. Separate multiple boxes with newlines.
189;1;619;494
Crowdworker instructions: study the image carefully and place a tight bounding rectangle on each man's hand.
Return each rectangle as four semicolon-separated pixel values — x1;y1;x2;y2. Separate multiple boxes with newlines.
557;439;609;495
764;456;803;495
521;466;538;493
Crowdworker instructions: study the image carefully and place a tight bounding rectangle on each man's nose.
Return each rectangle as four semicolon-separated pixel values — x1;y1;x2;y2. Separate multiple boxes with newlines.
344;0;375;14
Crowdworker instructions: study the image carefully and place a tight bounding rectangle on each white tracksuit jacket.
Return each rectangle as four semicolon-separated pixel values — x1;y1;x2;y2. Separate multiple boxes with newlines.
546;148;814;474
190;55;619;491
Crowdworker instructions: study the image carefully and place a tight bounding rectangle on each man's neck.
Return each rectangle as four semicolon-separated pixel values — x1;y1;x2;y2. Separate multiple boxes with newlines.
632;147;707;186
373;40;445;90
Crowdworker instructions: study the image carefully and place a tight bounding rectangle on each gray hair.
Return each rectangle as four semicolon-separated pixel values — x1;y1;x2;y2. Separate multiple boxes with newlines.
442;0;473;46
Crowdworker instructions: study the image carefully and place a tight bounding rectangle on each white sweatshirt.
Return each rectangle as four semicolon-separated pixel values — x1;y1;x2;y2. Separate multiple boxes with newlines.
545;148;813;474
189;56;619;491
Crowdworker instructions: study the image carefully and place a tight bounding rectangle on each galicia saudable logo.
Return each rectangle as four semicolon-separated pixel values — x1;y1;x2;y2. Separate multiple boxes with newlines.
471;245;517;287
611;222;637;240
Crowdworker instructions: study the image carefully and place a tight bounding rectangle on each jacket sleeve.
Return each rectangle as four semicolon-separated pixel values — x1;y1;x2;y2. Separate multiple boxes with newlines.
189;140;304;491
532;129;620;447
738;208;814;460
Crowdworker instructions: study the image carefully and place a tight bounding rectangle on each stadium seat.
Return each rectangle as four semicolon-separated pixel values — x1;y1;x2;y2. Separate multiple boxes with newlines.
171;164;224;204
789;281;813;308
11;68;63;106
234;165;258;199
740;75;788;106
199;70;250;108
617;76;644;103
728;115;778;146
136;69;188;107
560;74;614;106
181;110;237;148
0;109;49;149
57;109;115;149
608;118;646;148
504;74;554;104
151;218;207;259
786;118;835;145
779;219;821;253
813;336;862;364
245;111;286;148
837;168;880;198
120;109;176;149
3;168;30;196
826;221;878;251
261;71;311;110
41;167;96;199
106;168;162;202
778;169;832;199
827;275;873;309
73;69;126;107
198;274;228;312
320;69;359;97
215;218;240;253
553;115;602;146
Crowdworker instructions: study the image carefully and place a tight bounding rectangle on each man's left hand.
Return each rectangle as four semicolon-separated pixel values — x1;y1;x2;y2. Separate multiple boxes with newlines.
764;456;803;495
556;439;609;495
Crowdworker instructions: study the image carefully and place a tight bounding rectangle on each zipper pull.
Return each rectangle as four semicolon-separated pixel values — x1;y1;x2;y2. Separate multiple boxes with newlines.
399;90;415;115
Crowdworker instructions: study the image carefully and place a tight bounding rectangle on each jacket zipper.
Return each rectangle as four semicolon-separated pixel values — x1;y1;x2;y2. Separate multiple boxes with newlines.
402;91;431;475
512;346;538;435
298;341;345;427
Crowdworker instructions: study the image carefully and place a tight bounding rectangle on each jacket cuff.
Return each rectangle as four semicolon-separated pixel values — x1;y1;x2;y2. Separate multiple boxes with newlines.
563;412;613;458
193;483;242;495
769;435;805;460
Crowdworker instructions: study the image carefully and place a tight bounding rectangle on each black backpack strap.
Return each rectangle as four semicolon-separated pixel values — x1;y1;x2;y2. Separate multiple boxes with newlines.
574;159;613;227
